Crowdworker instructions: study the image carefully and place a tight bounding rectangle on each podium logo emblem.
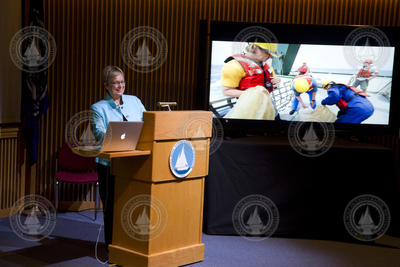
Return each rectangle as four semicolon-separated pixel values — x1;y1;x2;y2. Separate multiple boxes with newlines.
343;194;391;241
169;140;195;178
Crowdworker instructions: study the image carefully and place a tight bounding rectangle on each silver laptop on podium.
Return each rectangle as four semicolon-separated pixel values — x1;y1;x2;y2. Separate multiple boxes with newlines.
95;121;144;152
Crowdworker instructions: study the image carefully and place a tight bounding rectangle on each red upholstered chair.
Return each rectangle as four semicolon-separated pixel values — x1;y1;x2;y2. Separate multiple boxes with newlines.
55;143;99;220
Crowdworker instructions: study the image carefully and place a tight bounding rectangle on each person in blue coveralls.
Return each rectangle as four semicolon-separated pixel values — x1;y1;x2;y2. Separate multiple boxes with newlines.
289;74;318;115
91;66;146;248
321;81;374;123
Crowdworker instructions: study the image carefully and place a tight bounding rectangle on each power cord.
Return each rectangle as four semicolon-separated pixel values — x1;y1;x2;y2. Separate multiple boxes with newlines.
95;224;108;264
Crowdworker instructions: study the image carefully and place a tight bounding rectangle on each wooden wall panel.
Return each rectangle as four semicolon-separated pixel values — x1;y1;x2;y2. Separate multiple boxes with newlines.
0;129;25;218
0;0;22;124
26;0;400;204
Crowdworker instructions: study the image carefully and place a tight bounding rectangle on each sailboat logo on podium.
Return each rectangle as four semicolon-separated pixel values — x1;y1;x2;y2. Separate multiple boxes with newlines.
169;140;195;178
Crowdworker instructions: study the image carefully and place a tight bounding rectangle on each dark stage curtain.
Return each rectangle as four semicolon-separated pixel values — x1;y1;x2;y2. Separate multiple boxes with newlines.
203;136;399;239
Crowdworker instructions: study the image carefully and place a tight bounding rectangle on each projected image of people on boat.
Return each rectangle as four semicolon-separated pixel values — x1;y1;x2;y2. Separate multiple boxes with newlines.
209;41;395;125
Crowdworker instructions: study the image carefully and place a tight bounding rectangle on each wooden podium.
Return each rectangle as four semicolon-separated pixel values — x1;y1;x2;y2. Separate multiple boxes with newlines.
102;111;212;267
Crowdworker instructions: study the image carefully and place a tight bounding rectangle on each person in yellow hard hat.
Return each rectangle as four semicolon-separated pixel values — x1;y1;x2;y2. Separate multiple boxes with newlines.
221;42;281;97
297;61;310;75
288;74;318;115
221;42;281;119
321;80;374;123
352;59;379;92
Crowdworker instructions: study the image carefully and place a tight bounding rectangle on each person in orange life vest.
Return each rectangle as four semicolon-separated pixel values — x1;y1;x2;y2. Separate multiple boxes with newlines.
288;75;318;115
297;62;310;75
352;59;379;92
221;43;281;98
321;81;374;124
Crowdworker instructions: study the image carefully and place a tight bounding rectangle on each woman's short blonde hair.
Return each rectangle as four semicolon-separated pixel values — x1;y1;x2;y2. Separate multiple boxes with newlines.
103;66;124;85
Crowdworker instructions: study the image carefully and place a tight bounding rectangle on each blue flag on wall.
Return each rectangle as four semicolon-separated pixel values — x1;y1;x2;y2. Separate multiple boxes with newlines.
23;0;50;165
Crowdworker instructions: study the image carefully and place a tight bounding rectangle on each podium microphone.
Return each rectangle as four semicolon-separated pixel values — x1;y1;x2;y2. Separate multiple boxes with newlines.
158;102;177;111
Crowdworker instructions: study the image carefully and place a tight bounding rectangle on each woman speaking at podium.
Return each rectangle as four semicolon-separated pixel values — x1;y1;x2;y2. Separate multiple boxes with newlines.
91;66;146;247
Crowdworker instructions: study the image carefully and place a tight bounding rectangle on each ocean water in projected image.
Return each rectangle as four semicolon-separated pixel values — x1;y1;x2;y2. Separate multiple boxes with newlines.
209;43;394;125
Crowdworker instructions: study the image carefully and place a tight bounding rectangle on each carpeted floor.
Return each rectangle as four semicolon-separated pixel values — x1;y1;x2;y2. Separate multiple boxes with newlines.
1;211;399;267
